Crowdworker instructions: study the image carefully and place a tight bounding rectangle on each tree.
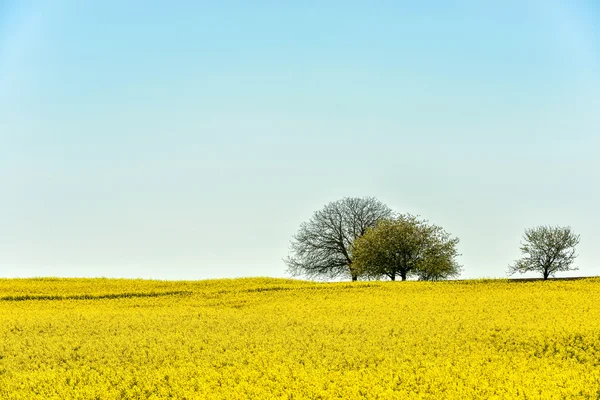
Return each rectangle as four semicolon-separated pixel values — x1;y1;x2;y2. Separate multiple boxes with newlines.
508;225;580;280
285;197;393;281
352;215;461;281
415;233;462;281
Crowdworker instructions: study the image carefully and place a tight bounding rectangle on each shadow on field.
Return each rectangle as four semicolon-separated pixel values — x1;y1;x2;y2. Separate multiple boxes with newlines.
0;291;192;302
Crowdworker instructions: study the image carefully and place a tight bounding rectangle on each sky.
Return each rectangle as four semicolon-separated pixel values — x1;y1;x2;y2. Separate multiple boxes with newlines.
1;1;599;280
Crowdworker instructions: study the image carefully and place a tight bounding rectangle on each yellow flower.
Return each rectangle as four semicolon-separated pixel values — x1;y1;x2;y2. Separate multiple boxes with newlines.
0;278;599;399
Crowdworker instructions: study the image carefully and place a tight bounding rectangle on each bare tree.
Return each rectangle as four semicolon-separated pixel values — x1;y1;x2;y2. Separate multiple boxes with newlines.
508;226;580;280
285;197;392;281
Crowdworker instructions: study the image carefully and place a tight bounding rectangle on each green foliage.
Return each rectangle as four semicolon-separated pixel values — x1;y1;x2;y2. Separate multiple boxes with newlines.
352;215;461;281
508;225;580;280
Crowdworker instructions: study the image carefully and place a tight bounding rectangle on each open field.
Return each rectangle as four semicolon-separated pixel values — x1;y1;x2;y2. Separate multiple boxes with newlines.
1;278;600;399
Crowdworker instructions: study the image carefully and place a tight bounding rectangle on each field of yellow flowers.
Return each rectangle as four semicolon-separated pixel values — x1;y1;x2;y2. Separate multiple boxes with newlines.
1;277;599;399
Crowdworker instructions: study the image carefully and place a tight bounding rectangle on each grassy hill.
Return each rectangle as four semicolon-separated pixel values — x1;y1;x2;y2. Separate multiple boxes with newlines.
1;277;599;399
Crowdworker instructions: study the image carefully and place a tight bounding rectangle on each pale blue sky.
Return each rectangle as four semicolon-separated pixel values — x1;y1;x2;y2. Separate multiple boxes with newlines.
1;1;599;280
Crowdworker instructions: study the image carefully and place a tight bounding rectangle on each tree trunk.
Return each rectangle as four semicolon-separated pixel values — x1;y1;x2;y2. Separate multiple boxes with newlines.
351;274;358;281
543;271;549;280
401;272;407;281
390;274;396;281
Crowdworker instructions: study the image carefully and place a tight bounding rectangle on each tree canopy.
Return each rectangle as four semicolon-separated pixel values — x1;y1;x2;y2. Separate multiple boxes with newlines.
285;197;393;281
352;215;461;281
508;225;580;280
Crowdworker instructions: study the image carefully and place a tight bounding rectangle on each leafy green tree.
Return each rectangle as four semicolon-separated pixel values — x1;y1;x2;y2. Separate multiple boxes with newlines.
285;197;392;281
353;215;461;281
508;225;580;280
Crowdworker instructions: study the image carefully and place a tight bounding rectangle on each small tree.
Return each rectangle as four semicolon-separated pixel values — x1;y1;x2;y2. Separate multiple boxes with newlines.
508;225;580;280
352;215;461;281
285;197;392;281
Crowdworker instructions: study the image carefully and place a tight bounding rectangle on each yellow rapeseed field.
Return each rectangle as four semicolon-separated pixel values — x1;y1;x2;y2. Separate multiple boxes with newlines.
1;277;599;399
